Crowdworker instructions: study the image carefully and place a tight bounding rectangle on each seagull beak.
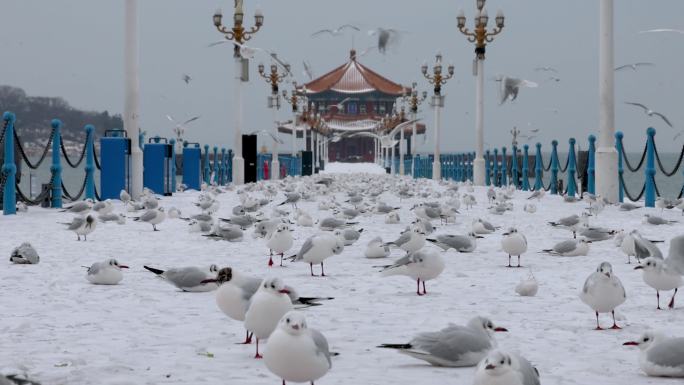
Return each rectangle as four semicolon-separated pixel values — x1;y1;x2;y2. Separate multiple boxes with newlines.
292;325;300;330
119;265;129;269
279;289;291;294
604;272;611;278
634;266;643;270
494;327;508;332
623;341;639;346
476;235;485;239
201;278;217;284
502;232;510;236
485;364;496;370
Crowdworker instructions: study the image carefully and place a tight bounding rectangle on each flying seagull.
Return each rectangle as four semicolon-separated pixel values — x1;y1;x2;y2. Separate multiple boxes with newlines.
625;102;673;128
208;41;292;76
639;28;684;34
368;28;401;54
302;61;314;80
250;128;285;145
182;73;192;84
534;66;558;73
326;97;353;111
614;62;655;71
311;24;360;37
496;76;538;105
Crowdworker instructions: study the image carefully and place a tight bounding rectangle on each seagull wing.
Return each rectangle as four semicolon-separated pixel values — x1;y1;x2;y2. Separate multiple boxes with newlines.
652;112;673;127
521;80;538;88
183;116;200;125
388;119;421;139
207;40;230;48
665;234;684;274
338;24;360;32
311;29;334;37
639;29;684;34
625;102;649;113
166;115;177;123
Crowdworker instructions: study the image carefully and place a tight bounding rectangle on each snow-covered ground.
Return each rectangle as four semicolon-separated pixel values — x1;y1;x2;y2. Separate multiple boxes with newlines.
321;162;385;174
1;162;683;384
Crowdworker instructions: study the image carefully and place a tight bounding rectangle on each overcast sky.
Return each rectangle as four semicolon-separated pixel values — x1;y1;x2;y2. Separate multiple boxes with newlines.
2;0;684;153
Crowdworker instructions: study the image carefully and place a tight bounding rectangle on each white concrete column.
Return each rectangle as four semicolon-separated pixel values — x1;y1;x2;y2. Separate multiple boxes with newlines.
271;100;280;180
291;112;297;157
473;58;486;185
124;0;143;199
232;56;245;185
596;0;618;202
432;97;442;180
411;111;417;174
399;124;405;175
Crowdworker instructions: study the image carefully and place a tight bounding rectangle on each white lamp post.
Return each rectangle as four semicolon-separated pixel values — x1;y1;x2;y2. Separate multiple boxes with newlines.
421;53;454;180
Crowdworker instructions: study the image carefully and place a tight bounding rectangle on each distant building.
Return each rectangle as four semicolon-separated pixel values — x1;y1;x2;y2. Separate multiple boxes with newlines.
279;50;425;162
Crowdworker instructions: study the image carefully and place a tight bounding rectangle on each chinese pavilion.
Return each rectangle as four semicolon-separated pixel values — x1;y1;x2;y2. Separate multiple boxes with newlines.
279;49;425;162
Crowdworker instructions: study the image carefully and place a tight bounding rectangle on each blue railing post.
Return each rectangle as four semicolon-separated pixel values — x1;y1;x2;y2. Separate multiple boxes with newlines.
501;147;508;186
511;145;519;189
645;127;656;207
587;135;596;195
2;112;17;215
169;139;177;192
219;148;226;185
493;148;500;187
485;150;491;186
522;144;530;191
212;146;219;185
566;138;577;196
470;152;475;181
534;143;543;190
84;125;96;200
50;119;63;208
550;140;559;194
615;132;624;202
227;149;233;183
203;144;210;184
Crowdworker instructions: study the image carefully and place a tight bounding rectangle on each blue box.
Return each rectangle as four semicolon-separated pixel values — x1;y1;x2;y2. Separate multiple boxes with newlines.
100;132;130;200
143;141;173;196
182;144;201;190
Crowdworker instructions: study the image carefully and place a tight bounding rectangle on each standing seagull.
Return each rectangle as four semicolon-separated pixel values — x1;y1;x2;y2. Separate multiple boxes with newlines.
134;207;166;231
264;311;332;385
634;258;682;310
244;277;294;359
62;214;97;241
623;331;684;378
378;316;507;367
289;233;345;276
266;223;294;267
625;102;673;127
579;262;626;330
501;228;528;268
379;249;445;296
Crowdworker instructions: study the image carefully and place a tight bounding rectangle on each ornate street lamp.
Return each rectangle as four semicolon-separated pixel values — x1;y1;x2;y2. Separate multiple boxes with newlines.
212;1;263;185
282;82;306;168
422;53;454;180
258;55;289;179
401;82;428;176
457;0;504;185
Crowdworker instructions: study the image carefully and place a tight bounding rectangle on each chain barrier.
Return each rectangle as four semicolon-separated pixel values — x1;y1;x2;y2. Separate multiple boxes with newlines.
62;176;87;202
15;171;55;205
653;144;684;177
60;134;87;168
619;173;646;202
93;147;101;170
14;127;54;170
622;142;647;172
0;118;8;149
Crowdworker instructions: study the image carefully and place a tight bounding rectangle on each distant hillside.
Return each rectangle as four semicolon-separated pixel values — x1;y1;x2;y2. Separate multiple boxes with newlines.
0;85;123;154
